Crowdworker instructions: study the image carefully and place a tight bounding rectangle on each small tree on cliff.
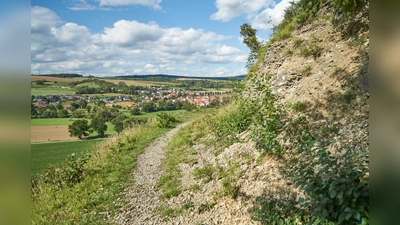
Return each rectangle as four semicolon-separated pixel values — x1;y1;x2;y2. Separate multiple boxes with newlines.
240;23;261;67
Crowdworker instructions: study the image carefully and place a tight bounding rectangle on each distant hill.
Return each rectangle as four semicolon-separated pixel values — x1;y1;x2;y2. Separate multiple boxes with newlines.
31;73;83;78
112;74;246;81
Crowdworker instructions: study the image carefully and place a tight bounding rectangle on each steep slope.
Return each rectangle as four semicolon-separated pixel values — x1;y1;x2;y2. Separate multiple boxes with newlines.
126;1;369;224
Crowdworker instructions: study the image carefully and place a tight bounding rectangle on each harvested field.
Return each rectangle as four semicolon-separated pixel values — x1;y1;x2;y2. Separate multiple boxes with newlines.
31;76;83;83
31;125;78;143
105;101;137;107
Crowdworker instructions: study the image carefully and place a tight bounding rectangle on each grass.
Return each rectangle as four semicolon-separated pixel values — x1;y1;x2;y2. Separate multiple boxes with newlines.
157;111;210;200
300;65;312;75
287;101;307;112
31;140;102;178
193;164;215;183
136;109;185;120
299;41;322;58
285;49;294;55
293;37;304;47
31;121;173;224
31;118;76;126
31;87;76;96
76;82;100;88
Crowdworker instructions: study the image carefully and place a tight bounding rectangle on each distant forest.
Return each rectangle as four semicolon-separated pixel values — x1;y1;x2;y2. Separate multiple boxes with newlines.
31;73;83;78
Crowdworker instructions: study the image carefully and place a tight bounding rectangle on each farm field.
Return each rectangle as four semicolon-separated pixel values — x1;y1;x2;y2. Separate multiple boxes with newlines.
31;76;83;83
76;82;100;88
31;87;76;95
102;78;177;87
31;139;102;178
31;119;115;143
31;118;76;126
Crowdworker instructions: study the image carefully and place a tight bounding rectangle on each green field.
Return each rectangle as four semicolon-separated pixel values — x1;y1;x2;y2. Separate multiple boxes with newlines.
76;82;100;88
31;87;76;95
31;139;103;178
31;118;76;126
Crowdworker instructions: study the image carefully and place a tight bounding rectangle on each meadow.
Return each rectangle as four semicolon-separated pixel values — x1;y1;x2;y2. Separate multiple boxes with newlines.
31;87;76;96
31;139;102;178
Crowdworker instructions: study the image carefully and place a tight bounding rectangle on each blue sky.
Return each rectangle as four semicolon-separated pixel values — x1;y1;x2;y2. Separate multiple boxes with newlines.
31;0;295;77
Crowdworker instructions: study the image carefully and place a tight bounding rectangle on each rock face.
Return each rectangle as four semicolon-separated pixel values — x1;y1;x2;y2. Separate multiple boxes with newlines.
257;4;369;157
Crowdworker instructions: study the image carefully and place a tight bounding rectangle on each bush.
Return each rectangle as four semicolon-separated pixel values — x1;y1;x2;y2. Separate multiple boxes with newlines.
156;112;178;128
42;153;91;187
130;106;141;115
287;147;369;224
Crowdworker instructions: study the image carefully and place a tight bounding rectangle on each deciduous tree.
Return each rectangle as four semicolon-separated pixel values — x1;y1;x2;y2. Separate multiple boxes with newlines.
90;117;107;137
240;23;261;67
68;119;90;139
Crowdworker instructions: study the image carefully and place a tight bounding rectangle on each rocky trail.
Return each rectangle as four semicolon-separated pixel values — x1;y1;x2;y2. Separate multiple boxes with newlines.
110;123;188;224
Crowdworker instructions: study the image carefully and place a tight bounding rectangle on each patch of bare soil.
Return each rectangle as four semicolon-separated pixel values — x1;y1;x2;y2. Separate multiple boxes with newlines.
31;125;78;143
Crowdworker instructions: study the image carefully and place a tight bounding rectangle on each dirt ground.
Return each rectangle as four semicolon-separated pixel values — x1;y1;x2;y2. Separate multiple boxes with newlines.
31;125;78;143
105;101;136;107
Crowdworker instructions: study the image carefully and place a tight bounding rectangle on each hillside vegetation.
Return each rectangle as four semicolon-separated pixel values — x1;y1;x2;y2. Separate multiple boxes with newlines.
149;0;369;224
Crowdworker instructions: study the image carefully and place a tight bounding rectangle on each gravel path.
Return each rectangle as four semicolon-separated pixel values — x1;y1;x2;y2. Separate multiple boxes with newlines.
110;123;188;225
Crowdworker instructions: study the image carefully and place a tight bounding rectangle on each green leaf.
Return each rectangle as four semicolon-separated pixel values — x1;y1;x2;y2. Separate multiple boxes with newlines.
330;189;337;198
345;212;353;221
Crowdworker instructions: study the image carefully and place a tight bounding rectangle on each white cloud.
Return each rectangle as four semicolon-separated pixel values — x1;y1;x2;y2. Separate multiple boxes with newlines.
210;0;274;22
68;0;162;11
249;0;296;29
31;7;247;77
54;23;91;44
99;0;162;9
101;20;164;47
211;0;298;31
67;0;98;11
31;6;61;34
144;63;155;69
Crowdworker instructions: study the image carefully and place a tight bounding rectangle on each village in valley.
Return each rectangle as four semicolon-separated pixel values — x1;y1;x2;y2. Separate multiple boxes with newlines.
31;74;237;144
33;87;228;110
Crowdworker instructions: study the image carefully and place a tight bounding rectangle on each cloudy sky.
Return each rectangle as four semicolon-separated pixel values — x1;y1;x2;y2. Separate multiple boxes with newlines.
31;0;295;77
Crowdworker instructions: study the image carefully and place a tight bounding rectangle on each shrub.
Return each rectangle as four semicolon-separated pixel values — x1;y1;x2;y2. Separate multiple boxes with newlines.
41;153;91;187
341;90;356;103
300;65;312;75
299;42;322;57
285;49;294;55
193;164;215;183
287;101;307;112
156;112;178;128
287;148;369;224
293;37;305;47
